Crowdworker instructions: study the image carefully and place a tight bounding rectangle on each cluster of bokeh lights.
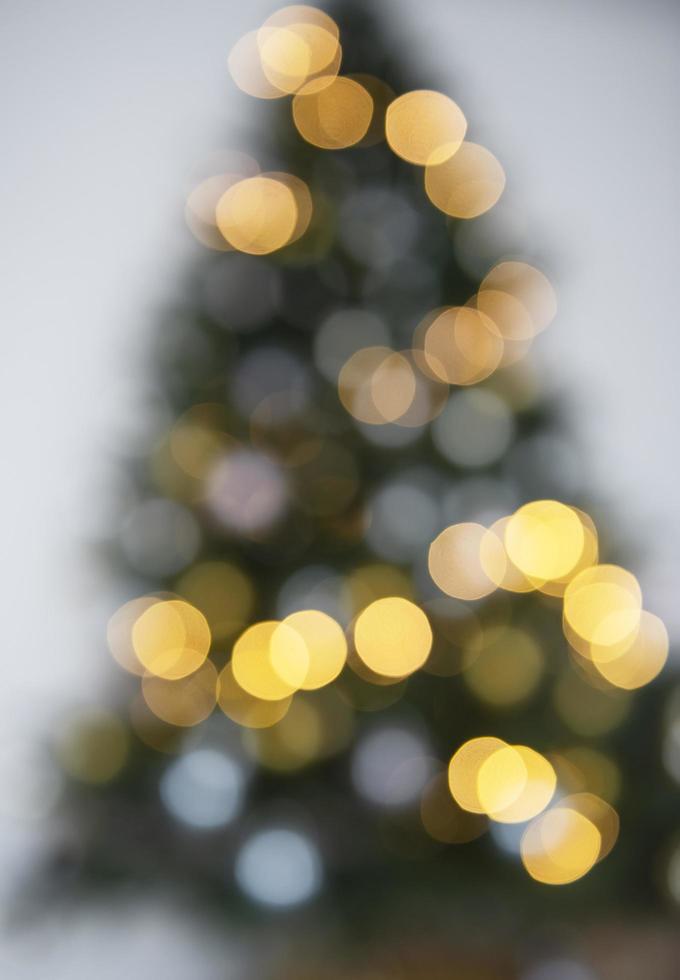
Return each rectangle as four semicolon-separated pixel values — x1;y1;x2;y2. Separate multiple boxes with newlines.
81;4;674;909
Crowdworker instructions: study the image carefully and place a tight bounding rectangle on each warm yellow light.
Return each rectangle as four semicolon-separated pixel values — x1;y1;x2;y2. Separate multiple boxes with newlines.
232;620;309;701
560;792;619;862
463;626;543;707
338;346;416;425
176;561;254;642
228;31;291;100
592;610;668;689
421;306;504;385
478;745;556;823
563;564;642;647
480;261;557;336
141;660;218;727
293;76;373;149
132;599;211;680
479;518;537;594
385;90;467;165
107;596;158;676
428;523;503;601
216;662;292;729
425;141;505;219
283;609;347;690
353;597;432;678
505;500;585;582
521;806;602;885
348;74;395;146
447;736;507;814
216;175;303;255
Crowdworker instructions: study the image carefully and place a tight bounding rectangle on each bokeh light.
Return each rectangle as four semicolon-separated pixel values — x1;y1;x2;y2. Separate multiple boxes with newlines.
385;90;467;165
424;141;505;218
234;827;322;907
293;75;373;149
521;806;601;885
354;597;432;678
160;748;245;829
428;522;504;600
231;620;309;701
141;660;218;727
132;599;211;680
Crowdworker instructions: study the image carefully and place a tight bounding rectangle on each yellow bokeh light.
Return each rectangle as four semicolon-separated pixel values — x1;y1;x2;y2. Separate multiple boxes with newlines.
232;620;309;701
478;745;556;823
354;597;432;678
420;772;487;844
228;31;291;100
141;660;218;728
348;74;395;146
176;561;254;643
428;522;503;601
592;610;668;689
338;346;416;425
505;500;585;582
107;595;158;676
521;806;602;885
216;662;291;729
480;261;557;336
421;306;504;386
479;517;538;594
132;599;211;680
425;141;505;219
282;609;347;690
293;76;373;149
216;175;305;255
385;90;467;166
563;564;642;648
346;563;413;614
560;792;620;862
463;626;544;707
447;736;508;814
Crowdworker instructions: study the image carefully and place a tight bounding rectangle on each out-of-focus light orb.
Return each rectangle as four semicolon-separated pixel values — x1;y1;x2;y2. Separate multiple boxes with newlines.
591;610;668;689
185;174;239;251
481;261;557;336
425;141;505;218
293;76;373;149
216;174;307;255
419;772;487;843
132;599;211;680
385;90;467;165
428;522;505;600
366;478;439;562
229;30;291;99
160;748;245;829
315;308;390;383
563;564;642;648
235;827;322;907
463;626;544;707
351;725;433;808
283;609;347;689
205;448;288;536
176;561;254;643
142;660;218;727
107;595;158;676
347;562;413;613
232;346;311;424
231;621;309;701
120;498;201;577
505;500;585;582
354;597;432;678
338;346;416;425
447;736;507;814
56;708;129;785
478;745;556;823
559;792;619;862
216;662;292;729
349;73;395;146
421;306;504;385
202;253;282;332
259;6;340;87
521;806;601;885
478;517;537;594
432;388;514;468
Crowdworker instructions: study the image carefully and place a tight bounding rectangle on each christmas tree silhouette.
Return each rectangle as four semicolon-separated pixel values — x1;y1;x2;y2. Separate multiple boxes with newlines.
50;2;677;971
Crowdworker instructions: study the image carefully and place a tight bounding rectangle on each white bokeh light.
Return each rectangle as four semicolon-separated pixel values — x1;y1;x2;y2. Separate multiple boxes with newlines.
160;749;245;830
234;828;322;908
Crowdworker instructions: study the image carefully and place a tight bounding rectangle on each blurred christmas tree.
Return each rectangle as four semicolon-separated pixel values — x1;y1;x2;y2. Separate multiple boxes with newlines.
50;2;678;974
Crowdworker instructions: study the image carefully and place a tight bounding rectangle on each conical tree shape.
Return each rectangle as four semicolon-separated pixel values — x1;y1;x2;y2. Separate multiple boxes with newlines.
51;0;676;956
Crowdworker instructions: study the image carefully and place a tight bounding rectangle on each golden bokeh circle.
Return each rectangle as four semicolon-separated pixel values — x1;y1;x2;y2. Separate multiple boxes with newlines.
132;599;211;680
216;175;300;254
385;90;467;165
425;141;505;219
354;597;432;678
293;76;373;149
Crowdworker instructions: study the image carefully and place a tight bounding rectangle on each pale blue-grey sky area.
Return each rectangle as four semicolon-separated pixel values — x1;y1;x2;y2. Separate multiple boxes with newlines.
1;0;678;969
